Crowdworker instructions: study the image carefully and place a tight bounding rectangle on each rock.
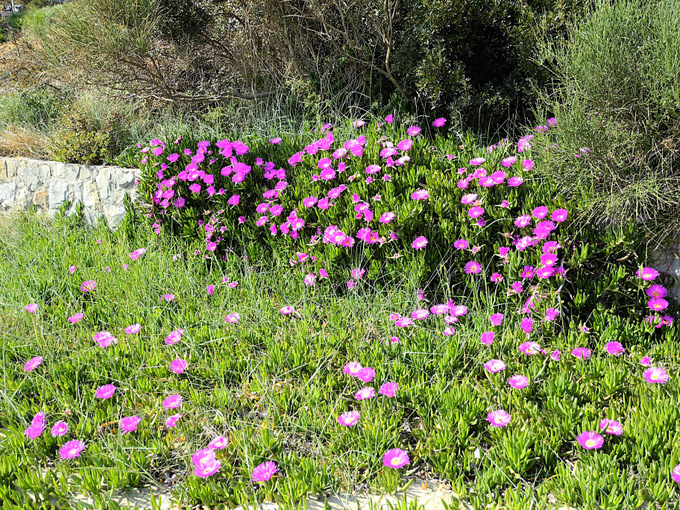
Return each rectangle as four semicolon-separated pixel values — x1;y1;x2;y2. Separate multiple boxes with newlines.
52;163;66;179
0;181;16;208
96;168;112;202
49;180;69;210
33;188;49;209
38;164;51;181
22;165;40;191
65;164;80;181
83;181;99;208
115;168;136;189
103;204;126;226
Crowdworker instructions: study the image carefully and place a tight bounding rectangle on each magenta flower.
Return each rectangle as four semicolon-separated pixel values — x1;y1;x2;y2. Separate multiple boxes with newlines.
25;303;38;313
379;212;396;224
430;304;448;315
604;342;625;356
508;375;529;389
343;362;364;377
165;329;184;345
600;419;623;436
356;367;376;383
407;126;422;136
59;440;86;460
484;359;506;373
208;436;229;449
161;294;175;302
129;248;147;260
519;342;541;355
454;239;469;250
51;421;69;437
192;449;221;478
162;395;183;409
551;209;568;222
93;331;118;348
577;431;604;450
206;284;215;294
355;387;375;400
636;267;659;281
80;280;96;293
648;298;669;311
501;156;517;167
169;359;188;374
640;356;652;367
351;268;366;280
487;410;511;427
379;382;398;397
411;309;430;320
95;384;117;400
395;317;414;327
280;306;295;315
461;193;478;205
468;206;485;218
551;350;561;361
68;265;76;273
464;261;482;274
125;324;142;335
383;448;410;468
68;313;84;324
450;305;468;316
252;461;278;482
338;411;361;427
491;272;503;283
571;347;591;359
480;331;495;345
520;318;533;334
647;285;668;298
432;117;446;127
24;356;43;372
411;189;430;200
165;414;183;428
545;308;559;321
225;313;240;323
120;416;141;433
643;367;669;384
672;465;680;484
489;313;504;326
25;413;45;439
507;176;524;187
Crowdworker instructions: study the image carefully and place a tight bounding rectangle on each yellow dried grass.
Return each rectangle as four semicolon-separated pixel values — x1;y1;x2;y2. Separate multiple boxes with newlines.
0;124;49;157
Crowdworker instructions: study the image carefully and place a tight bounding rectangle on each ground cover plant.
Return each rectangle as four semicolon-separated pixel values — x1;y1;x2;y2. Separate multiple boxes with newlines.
1;116;680;510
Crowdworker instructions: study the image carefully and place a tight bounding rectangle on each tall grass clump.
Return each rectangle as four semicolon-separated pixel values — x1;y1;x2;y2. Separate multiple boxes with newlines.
532;0;680;239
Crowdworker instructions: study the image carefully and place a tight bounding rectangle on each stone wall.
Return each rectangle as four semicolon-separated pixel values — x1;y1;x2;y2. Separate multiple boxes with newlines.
0;157;140;227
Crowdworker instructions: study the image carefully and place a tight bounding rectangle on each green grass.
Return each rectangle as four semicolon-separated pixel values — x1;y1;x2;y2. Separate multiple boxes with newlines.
0;208;679;509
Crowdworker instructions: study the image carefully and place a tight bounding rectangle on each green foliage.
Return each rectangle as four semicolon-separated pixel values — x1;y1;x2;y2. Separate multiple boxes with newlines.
48;103;112;165
532;0;680;239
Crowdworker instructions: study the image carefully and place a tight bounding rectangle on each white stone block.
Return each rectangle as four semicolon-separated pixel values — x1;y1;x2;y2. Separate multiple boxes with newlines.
49;180;70;209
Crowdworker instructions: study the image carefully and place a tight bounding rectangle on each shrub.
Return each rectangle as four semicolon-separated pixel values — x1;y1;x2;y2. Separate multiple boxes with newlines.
532;0;680;239
48;103;112;165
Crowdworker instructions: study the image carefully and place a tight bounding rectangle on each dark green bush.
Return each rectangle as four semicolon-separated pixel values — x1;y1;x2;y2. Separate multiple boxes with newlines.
532;0;680;239
49;105;112;165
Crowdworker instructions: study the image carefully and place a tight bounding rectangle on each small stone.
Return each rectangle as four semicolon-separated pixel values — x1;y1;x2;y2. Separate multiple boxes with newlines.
103;204;125;226
21;166;40;191
49;180;69;209
0;181;17;207
115;169;135;188
65;164;80;180
96;168;112;201
33;188;49;209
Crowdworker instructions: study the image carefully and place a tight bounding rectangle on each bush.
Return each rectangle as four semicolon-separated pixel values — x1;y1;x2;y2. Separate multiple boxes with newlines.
137;118;671;329
532;0;680;239
48;103;112;165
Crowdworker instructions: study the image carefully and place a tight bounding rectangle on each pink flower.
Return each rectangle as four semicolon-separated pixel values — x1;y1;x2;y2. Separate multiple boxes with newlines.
59;440;86;460
507;177;523;187
454;239;469;250
545;308;559;321
165;414;183;428
343;362;363;376
355;387;375;400
640;356;652;367
411;309;430;320
68;312;84;324
519;342;541;355
643;367;669;384
489;313;504;326
395;317;414;327
379;382;398;397
162;395;183;409
383;448;410;468
192;449;221;478
95;384;117;399
120;416;142;433
379;211;396;224
208;436;229;449
577;431;604;450
491;272;503;283
93;331;118;348
411;189;430;200
464;261;482;274
338;411;360;427
571;347;591;359
468;206;485;218
129;248;147;260
450;305;468;317
165;329;184;345
125;324;142;335
51;421;69;437
68;266;76;273
389;336;400;344
648;298;669;311
636;267;659;281
469;157;486;166
412;236;428;250
432;117;446;127
551;350;561;361
600;419;623;436
520;318;533;334
80;280;96;292
228;281;238;288
647;285;668;298
501;156;517;167
508;375;529;389
487;410;511;427
162;294;175;302
356;367;376;383
480;331;495;345
25;303;38;313
407;126;421;136
352;268;366;280
551;209;568;222
24;356;43;372
169;359;188;374
484;359;506;373
225;313;240;323
252;461;278;482
280;306;294;315
604;342;625;356
461;193;478;205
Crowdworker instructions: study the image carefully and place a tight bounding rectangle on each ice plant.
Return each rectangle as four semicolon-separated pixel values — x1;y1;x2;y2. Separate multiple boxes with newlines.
489;313;503;326
162;294;175;302
95;384;117;400
636;267;659;281
480;332;495;345
208;436;229;449
165;414;183;428
379;382;398;397
519;342;541;355
68;313;84;324
93;331;118;348
600;419;623;436
487;410;511;427
162;395;183;409
383;448;410;468
165;329;184;345
120;416;142;433
508;375;529;389
25;303;38;313
355;387;375;400
125;324;142;334
225;313;240;323
571;347;591;360
356;367;376;383
51;421;69;437
252;461;278;482
673;465;680;484
643;367;669;384
484;359;506;373
604;342;625;356
192;449;221;478
280;306;295;315
24;356;43;372
464;261;482;274
59;440;86;460
169;359;188;374
577;431;604;450
412;236;428;250
338;411;361;427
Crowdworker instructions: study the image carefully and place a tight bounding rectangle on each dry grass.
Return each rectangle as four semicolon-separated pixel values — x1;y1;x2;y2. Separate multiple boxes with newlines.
0;124;49;157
